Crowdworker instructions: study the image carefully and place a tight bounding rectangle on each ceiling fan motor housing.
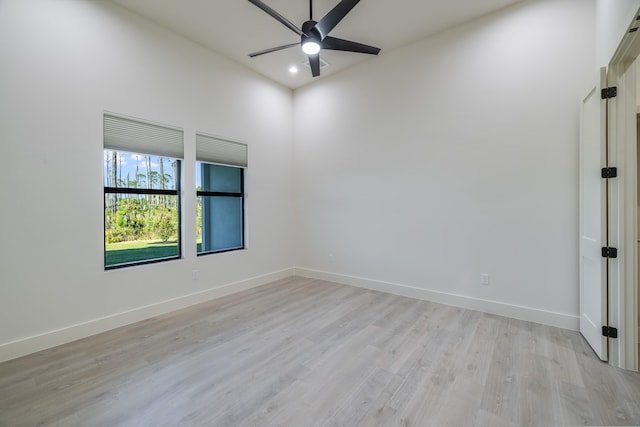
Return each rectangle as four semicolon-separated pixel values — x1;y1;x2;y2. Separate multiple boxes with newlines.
301;20;321;53
302;20;319;38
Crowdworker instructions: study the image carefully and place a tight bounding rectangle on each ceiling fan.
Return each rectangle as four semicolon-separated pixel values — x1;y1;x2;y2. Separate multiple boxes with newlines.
247;0;380;77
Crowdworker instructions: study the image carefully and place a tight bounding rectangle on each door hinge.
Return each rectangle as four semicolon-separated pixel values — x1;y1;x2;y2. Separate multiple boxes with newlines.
601;87;617;99
601;167;618;178
602;326;618;338
601;247;618;258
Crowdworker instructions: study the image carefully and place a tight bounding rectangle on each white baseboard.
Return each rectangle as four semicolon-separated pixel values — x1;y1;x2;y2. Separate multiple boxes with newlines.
0;268;295;363
293;267;579;331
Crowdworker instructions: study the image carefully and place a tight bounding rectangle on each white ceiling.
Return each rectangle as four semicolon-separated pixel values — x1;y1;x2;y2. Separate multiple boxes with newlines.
111;0;524;89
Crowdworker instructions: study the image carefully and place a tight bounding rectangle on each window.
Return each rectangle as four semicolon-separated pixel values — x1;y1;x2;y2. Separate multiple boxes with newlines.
103;114;183;269
196;133;247;255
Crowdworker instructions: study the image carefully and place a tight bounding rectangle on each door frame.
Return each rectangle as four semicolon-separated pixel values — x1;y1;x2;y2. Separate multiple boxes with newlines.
607;8;640;371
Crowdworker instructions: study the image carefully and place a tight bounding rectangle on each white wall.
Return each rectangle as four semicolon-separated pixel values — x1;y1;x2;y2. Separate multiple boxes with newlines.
0;0;294;360
293;0;595;328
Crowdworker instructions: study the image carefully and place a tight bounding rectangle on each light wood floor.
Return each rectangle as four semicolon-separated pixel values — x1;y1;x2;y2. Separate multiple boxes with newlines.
1;277;640;426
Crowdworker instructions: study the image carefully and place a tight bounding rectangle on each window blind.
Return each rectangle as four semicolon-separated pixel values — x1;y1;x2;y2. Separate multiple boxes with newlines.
104;113;184;159
196;133;248;168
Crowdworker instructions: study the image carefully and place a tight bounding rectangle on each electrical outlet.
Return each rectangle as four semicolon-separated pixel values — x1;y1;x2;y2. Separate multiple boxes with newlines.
480;273;490;285
328;253;334;263
192;269;200;280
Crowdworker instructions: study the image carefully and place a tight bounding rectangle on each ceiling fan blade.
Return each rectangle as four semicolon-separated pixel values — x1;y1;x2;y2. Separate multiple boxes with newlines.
321;36;380;55
315;0;360;40
309;54;321;77
247;0;303;36
248;43;299;58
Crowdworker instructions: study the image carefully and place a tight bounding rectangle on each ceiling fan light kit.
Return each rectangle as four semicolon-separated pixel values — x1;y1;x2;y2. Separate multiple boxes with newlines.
302;41;320;55
247;0;380;78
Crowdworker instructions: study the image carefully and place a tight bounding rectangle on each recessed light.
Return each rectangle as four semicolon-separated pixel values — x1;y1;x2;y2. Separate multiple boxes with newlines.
289;66;299;74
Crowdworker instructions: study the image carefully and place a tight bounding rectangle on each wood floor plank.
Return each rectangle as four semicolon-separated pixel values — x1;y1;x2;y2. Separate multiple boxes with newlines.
555;380;595;425
1;276;639;426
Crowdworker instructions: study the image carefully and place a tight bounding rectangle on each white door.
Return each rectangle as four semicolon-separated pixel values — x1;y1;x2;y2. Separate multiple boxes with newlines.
579;68;608;361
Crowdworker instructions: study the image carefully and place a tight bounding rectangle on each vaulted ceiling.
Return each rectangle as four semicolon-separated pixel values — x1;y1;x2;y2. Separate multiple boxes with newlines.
112;0;524;89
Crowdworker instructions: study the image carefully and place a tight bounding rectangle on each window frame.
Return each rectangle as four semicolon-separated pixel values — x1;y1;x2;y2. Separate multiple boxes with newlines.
103;152;182;270
196;161;245;256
